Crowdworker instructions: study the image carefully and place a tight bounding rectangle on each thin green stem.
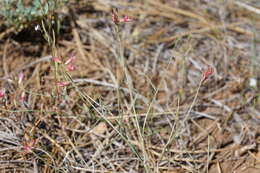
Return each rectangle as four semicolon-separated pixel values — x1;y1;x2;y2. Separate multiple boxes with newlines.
184;78;203;122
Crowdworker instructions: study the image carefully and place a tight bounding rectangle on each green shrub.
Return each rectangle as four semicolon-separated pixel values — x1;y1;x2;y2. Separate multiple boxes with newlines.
0;0;68;29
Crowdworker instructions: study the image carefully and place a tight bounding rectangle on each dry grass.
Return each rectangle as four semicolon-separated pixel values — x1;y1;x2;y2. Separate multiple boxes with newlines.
0;0;260;172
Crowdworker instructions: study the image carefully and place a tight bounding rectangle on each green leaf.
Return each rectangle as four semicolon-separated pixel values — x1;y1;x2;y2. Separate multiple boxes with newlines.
44;3;49;15
32;0;41;7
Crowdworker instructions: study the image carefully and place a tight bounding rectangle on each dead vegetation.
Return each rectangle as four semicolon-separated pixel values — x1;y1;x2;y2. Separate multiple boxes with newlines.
0;0;260;172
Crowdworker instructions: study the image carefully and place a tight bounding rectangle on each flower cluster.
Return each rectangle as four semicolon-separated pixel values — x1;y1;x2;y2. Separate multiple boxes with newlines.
52;55;76;72
53;55;76;87
22;139;37;154
112;9;132;24
201;66;214;83
65;55;76;72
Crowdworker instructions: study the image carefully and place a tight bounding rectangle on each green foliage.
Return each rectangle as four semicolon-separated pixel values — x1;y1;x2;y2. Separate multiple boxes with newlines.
0;0;68;29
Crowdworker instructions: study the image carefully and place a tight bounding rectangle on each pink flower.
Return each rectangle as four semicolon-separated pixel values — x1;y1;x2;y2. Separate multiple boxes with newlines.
0;89;5;98
112;9;119;24
111;8;132;24
201;66;214;83
52;56;62;63
119;15;132;22
18;72;24;85
67;63;76;72
65;55;76;65
57;81;69;87
64;55;76;72
19;92;26;102
22;139;37;153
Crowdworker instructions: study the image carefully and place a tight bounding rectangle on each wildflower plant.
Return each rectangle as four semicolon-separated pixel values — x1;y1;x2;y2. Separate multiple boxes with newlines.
185;65;214;121
111;7;152;170
111;8;133;83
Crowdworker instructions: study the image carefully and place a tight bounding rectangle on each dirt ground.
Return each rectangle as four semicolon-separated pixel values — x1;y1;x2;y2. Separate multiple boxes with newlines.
0;0;260;172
